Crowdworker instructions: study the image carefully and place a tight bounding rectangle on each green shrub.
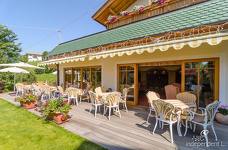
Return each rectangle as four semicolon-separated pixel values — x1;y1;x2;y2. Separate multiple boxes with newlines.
43;98;71;120
218;105;228;115
16;93;38;104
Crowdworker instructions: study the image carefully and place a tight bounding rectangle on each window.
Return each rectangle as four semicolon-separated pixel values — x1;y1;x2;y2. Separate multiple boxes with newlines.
119;65;135;102
64;66;101;90
185;60;217;107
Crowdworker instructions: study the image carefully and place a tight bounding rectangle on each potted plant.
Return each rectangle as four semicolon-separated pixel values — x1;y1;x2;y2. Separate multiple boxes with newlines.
150;0;166;5
107;15;118;24
120;11;129;16
216;105;228;125
43;98;71;124
16;93;37;109
133;5;145;14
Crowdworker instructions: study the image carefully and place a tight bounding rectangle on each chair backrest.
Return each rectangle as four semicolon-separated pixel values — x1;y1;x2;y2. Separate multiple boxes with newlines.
95;87;103;95
31;84;41;95
176;92;197;106
88;91;98;104
106;93;120;106
205;100;220;124
152;99;176;121
41;85;51;94
165;85;179;99
172;83;181;93
57;86;64;94
15;83;24;91
146;91;160;106
67;88;79;97
122;88;129;101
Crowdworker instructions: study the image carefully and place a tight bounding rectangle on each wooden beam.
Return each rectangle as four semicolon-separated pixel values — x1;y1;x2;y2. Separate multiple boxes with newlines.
109;7;117;16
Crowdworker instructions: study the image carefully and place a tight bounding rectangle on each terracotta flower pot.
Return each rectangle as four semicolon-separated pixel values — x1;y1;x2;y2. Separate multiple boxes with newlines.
63;99;68;104
216;113;228;125
22;102;36;109
53;113;66;124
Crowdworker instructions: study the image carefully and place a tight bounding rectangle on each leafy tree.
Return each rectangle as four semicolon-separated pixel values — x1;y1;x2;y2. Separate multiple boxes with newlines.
19;54;28;62
0;25;21;91
42;51;48;61
0;25;21;63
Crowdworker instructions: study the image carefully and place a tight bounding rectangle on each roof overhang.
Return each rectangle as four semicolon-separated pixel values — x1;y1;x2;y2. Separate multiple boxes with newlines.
40;32;228;66
92;0;137;26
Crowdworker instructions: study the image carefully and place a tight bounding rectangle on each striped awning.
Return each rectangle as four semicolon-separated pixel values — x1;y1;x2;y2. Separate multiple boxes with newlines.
40;32;228;66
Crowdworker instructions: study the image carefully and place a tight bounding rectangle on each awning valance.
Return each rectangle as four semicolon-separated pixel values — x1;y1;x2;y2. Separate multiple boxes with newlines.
40;32;228;66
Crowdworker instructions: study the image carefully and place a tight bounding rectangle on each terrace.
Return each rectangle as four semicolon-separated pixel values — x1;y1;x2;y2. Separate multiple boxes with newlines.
1;92;228;150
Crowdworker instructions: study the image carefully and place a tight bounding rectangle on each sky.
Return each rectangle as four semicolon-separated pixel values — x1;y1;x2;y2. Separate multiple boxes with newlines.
0;0;106;54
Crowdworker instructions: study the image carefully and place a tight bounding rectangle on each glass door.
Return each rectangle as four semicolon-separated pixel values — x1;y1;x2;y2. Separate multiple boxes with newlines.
72;68;81;88
118;65;138;105
82;68;91;89
64;68;72;88
91;67;102;89
184;60;218;107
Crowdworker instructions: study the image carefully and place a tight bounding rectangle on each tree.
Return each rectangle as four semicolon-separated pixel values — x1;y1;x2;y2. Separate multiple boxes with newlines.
0;25;21;63
19;54;28;63
19;55;28;63
42;51;48;61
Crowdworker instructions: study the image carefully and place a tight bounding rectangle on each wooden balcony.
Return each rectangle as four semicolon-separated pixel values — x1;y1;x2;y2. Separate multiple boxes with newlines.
107;0;208;29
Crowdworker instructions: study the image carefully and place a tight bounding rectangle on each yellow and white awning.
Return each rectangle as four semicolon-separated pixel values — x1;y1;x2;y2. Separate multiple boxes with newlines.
40;32;228;66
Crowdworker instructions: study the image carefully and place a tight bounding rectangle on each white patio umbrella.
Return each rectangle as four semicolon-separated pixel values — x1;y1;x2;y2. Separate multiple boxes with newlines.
0;62;43;69
0;67;29;91
52;71;57;75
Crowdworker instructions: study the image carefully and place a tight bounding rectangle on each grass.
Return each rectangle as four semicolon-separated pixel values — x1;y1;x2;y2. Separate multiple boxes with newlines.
35;73;56;85
0;99;105;150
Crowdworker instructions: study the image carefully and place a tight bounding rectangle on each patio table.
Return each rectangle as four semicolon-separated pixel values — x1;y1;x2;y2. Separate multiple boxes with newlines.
164;99;190;137
98;92;121;103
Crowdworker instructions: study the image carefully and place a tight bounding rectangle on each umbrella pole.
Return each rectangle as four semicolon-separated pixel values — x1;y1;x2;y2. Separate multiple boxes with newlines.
14;73;16;92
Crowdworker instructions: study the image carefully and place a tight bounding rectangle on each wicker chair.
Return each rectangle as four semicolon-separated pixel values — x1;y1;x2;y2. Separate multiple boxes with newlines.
31;83;42;96
185;101;220;147
165;85;179;99
146;91;160;123
176;92;197;110
88;91;103;118
103;93;121;120
119;88;128;112
79;84;91;103
152;99;180;143
95;87;103;96
15;83;24;96
40;85;52;101
66;87;79;105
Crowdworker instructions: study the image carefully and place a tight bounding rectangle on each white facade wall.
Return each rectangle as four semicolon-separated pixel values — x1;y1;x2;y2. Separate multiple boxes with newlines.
28;55;42;62
219;42;228;105
59;41;228;104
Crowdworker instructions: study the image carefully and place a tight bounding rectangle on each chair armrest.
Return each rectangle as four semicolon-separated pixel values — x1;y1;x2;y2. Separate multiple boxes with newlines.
198;107;206;114
188;110;205;121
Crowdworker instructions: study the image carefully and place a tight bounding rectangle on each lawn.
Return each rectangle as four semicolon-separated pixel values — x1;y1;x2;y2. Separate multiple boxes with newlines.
0;99;104;150
35;73;56;85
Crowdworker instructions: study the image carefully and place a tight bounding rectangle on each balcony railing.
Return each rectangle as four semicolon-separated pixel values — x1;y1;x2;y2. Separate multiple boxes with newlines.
107;0;207;29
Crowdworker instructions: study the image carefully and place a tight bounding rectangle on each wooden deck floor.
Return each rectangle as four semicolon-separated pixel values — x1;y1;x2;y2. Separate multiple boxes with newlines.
1;93;228;150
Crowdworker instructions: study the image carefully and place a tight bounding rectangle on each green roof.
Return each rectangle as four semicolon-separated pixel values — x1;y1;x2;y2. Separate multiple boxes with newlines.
49;0;228;56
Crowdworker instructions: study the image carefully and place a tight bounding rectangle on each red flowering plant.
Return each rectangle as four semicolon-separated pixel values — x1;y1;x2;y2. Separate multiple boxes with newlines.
133;5;145;14
150;0;166;5
120;11;129;16
107;15;118;24
158;0;166;5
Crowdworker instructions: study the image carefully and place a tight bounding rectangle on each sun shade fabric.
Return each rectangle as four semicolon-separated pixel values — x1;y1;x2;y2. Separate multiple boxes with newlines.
49;0;228;56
